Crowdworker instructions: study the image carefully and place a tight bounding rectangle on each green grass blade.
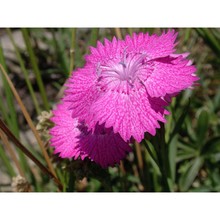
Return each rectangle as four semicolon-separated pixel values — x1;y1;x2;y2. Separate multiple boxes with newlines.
0;144;16;177
6;28;41;115
0;36;30;175
183;28;192;44
88;28;99;47
69;28;76;75
51;29;69;77
21;28;50;111
196;28;220;55
0;93;11;126
0;42;19;136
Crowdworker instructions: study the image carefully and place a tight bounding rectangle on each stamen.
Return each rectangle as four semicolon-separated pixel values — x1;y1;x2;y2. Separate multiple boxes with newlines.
97;51;151;92
119;62;126;68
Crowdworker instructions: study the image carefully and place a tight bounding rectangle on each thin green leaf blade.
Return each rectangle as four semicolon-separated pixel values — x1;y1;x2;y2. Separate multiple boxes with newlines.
196;109;209;146
168;99;191;145
179;157;204;191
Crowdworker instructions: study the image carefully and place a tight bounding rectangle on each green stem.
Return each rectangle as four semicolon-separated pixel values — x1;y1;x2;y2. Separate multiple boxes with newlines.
69;28;76;75
157;124;170;192
67;172;75;192
21;28;50;111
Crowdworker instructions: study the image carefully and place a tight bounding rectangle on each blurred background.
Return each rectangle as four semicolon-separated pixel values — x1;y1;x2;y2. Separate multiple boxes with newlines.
0;28;219;192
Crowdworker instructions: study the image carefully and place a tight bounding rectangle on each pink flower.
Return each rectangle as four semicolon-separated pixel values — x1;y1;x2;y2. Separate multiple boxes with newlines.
64;30;198;143
50;101;131;168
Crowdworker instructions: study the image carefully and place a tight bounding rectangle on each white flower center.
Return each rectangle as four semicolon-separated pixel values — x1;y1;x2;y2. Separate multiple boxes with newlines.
96;52;152;93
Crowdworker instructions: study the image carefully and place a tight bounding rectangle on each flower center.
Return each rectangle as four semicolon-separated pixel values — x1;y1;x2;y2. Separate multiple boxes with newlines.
96;52;152;93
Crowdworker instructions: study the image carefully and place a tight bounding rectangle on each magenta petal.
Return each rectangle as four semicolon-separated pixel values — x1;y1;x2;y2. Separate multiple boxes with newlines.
145;56;198;97
64;65;99;125
50;101;86;159
85;37;124;65
79;125;132;168
50;100;131;168
87;88;168;142
125;30;178;59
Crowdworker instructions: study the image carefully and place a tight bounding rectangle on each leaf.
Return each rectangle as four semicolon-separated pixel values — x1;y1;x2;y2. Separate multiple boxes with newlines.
127;175;141;184
213;88;220;112
176;152;197;163
189;186;211;192
168;99;190;145
210;153;220;163
168;135;178;184
178;141;197;152
185;116;197;143
196;109;209;146
179;157;204;191
144;139;159;167
201;136;220;155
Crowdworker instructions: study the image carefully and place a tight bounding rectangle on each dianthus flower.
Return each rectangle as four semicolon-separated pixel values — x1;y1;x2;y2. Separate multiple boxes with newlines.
64;30;198;143
50;101;131;168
